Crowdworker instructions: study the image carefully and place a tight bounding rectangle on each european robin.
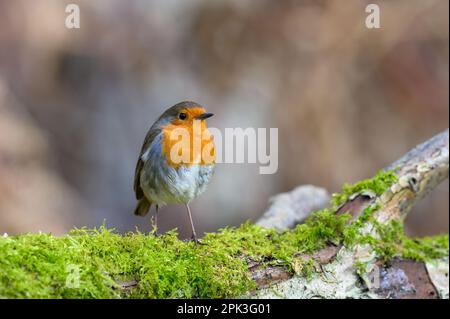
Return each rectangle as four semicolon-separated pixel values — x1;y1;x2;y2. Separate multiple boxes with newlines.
133;101;215;244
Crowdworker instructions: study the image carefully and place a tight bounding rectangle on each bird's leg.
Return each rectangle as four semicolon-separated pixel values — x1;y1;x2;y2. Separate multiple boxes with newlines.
151;205;159;235
185;203;201;245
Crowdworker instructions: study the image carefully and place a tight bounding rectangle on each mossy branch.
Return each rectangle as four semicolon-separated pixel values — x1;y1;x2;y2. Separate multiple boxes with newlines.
253;129;449;299
0;130;448;299
380;128;449;222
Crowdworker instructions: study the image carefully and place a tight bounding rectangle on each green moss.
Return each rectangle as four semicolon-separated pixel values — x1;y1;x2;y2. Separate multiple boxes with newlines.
343;204;448;263
0;169;446;298
331;170;398;208
332;169;447;270
367;220;449;262
0;212;351;299
342;203;379;246
353;260;369;276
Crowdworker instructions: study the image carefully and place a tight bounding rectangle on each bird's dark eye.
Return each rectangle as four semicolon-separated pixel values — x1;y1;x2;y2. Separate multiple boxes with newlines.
178;112;187;120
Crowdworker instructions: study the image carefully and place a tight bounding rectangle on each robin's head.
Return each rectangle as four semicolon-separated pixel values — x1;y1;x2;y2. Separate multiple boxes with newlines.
158;101;213;128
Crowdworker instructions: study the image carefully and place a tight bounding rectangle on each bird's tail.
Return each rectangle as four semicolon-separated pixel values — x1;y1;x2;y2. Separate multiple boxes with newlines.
134;198;151;216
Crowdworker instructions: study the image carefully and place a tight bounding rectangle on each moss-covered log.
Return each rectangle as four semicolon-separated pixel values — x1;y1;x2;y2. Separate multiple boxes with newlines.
0;130;448;299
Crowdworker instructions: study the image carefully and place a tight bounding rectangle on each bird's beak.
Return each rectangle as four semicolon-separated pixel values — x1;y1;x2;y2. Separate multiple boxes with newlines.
196;112;214;120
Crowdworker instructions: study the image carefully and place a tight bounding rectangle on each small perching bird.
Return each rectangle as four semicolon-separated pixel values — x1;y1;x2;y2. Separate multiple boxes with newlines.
133;101;215;244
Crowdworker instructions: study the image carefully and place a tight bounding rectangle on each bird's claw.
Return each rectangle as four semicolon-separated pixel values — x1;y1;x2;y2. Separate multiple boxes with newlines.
191;235;204;246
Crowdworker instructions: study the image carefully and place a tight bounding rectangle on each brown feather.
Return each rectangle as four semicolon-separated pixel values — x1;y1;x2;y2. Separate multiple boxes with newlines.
134;198;151;216
133;125;161;201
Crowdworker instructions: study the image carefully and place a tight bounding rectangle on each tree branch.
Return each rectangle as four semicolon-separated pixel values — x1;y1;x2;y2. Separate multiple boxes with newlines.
380;128;449;222
252;129;449;299
256;185;330;231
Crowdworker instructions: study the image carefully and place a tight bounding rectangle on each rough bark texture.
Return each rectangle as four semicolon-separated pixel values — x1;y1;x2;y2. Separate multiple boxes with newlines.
250;129;449;299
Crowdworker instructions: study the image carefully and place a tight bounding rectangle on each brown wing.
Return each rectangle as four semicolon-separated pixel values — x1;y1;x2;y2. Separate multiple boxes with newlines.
133;126;161;200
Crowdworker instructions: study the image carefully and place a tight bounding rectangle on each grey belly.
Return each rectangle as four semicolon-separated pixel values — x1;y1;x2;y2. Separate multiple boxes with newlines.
140;161;215;205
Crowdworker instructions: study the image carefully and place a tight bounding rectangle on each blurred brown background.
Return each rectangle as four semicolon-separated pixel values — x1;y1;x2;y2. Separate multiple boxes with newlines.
0;0;448;238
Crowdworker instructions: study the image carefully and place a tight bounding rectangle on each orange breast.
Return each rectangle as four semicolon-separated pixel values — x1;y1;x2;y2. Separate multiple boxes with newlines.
161;121;215;168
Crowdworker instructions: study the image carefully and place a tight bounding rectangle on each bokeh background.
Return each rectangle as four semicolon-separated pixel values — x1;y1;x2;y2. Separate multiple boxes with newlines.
0;0;448;238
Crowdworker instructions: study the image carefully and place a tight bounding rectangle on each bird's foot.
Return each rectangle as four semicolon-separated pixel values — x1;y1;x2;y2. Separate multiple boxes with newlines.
191;234;205;246
153;231;161;237
150;216;159;236
149;226;159;237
